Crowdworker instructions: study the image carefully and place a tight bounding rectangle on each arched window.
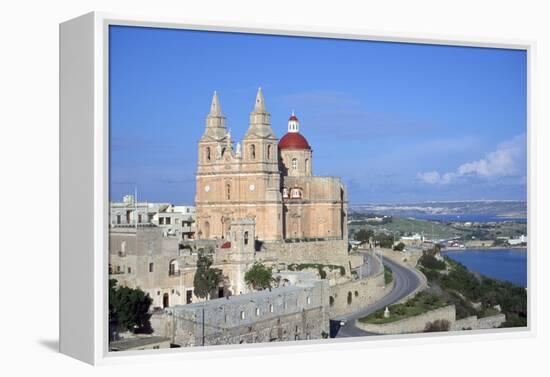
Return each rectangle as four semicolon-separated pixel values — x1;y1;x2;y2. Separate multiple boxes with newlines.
206;147;211;162
292;158;298;170
169;259;179;276
291;188;302;199
226;183;231;200
244;231;249;245
305;158;309;173
250;144;256;159
203;221;210;239
267;145;272;160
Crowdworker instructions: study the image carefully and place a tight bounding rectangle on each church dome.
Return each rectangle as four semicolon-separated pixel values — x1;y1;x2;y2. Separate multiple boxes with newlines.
279;132;311;150
279;111;311;150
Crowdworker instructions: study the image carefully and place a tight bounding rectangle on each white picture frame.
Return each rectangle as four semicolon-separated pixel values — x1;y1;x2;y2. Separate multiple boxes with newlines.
59;11;534;365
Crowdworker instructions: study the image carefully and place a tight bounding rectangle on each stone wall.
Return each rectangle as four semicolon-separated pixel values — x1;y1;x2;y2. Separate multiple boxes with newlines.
261;239;352;274
328;271;393;318
152;277;329;347
452;314;506;331
355;305;456;335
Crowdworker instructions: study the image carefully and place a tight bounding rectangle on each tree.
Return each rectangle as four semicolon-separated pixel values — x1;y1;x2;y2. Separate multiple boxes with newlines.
393;242;406;251
419;252;446;270
374;233;394;248
245;262;273;290
193;252;223;299
355;229;374;244
109;279;153;333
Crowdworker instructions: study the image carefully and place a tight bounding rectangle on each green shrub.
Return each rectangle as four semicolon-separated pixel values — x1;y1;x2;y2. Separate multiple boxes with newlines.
393;242;406;251
287;263;345;279
245;262;273;290
424;319;450;332
384;266;393;285
419;253;446;270
360;291;447;324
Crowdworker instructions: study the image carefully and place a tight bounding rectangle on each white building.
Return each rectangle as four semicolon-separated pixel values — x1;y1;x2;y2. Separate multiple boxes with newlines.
508;234;527;246
110;195;196;240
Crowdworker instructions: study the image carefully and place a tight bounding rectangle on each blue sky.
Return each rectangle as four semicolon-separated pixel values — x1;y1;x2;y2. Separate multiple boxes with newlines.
109;25;527;204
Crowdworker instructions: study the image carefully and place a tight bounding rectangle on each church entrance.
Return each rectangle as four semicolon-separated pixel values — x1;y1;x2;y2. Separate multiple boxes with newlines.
163;293;169;308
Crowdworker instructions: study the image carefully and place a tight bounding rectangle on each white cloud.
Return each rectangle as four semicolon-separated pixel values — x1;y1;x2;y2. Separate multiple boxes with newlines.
417;134;526;185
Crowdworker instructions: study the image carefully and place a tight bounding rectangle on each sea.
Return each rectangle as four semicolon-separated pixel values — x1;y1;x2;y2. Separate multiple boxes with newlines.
442;249;527;287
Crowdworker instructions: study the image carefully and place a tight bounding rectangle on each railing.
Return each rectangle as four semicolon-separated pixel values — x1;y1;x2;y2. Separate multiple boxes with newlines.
168;271;181;277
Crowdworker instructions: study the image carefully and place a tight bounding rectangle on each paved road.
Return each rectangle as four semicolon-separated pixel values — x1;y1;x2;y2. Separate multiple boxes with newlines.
353;249;382;279
334;253;422;338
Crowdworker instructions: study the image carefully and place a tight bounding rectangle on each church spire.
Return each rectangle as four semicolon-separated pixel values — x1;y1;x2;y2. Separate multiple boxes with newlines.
202;90;227;141
209;90;222;116
254;87;265;112
245;87;276;139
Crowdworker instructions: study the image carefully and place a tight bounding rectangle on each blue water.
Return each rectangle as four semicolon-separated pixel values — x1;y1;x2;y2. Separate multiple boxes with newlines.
442;249;527;287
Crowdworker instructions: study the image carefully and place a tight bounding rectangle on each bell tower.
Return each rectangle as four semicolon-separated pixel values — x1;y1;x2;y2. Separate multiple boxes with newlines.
197;91;228;169
240;87;283;241
195;91;231;240
242;87;279;172
194;89;284;242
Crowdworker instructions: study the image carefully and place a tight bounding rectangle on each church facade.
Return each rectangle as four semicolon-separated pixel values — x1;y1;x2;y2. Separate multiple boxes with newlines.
195;88;348;243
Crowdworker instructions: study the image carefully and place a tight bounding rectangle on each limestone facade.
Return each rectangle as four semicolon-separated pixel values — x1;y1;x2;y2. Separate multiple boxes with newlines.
152;272;330;346
110;217;271;307
194;89;347;243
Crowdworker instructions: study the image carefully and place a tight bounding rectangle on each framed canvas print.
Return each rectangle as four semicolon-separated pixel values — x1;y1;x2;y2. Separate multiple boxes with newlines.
60;12;532;365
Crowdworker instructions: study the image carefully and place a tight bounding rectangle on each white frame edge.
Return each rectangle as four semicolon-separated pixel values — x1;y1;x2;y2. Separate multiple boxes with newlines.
59;11;536;365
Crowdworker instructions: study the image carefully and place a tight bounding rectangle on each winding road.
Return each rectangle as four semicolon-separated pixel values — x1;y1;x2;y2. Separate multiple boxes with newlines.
334;251;423;338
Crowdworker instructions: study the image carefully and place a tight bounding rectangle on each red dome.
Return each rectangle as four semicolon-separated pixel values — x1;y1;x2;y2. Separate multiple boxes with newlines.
279;132;311;150
289;114;298;121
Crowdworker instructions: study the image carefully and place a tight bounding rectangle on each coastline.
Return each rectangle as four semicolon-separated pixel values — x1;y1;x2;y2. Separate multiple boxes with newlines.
441;248;527;287
442;246;527;253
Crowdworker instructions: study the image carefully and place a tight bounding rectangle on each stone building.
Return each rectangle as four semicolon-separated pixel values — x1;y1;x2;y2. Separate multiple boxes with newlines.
109;226;198;309
153;272;330;346
108;89;377;350
110;195;196;240
109;217;261;308
195;89;348;243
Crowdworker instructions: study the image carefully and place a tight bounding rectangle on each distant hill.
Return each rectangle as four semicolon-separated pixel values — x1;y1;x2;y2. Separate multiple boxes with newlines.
350;200;526;218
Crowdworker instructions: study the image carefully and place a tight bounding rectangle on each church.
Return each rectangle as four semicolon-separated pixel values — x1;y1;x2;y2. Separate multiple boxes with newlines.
195;88;348;243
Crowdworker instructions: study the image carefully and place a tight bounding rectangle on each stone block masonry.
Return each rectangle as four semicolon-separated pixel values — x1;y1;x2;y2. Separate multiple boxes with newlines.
152;275;329;347
328;271;393;318
355;305;456;335
355;305;506;335
261;239;352;274
452;314;506;331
